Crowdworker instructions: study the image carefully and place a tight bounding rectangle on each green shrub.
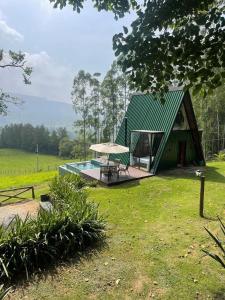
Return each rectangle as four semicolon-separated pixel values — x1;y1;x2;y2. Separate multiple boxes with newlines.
0;285;11;299
213;151;225;161
0;174;105;282
87;180;98;188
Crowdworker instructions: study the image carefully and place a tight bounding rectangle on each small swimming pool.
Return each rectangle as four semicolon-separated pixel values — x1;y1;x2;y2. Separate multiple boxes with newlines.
59;159;101;175
74;161;100;171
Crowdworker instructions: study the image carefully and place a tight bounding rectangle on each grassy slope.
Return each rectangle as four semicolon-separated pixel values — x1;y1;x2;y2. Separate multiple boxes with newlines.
13;162;225;300
0;148;74;174
0;148;75;193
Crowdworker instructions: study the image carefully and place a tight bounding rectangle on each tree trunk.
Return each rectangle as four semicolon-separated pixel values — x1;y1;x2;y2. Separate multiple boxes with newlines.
216;102;220;152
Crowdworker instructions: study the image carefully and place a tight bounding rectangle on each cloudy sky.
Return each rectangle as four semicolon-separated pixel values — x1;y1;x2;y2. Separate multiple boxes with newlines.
0;0;134;103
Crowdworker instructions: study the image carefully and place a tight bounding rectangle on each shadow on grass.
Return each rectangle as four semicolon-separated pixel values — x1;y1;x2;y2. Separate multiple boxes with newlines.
158;165;225;184
213;288;225;300
8;239;108;291
201;214;218;221
108;179;141;189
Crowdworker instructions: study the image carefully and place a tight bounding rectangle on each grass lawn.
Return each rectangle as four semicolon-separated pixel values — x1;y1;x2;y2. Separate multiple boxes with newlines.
11;161;225;300
0;148;75;175
0;148;79;198
0;148;74;204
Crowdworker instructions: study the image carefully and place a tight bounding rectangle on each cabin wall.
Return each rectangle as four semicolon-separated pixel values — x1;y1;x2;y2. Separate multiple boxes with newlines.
158;130;197;171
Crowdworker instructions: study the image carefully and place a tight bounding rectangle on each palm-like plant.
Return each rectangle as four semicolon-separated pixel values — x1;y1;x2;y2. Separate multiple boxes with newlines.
203;217;225;268
0;285;11;300
0;174;105;282
213;151;225;161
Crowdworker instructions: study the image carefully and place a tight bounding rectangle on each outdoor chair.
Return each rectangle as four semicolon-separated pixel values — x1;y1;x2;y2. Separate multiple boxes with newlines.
112;158;121;169
110;165;119;179
118;164;130;175
100;166;111;180
100;165;119;181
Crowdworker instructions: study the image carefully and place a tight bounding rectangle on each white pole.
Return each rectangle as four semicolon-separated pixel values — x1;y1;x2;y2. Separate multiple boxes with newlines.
36;144;39;172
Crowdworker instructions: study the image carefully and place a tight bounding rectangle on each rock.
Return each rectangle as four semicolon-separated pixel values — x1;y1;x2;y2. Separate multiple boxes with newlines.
115;279;121;285
153;281;158;285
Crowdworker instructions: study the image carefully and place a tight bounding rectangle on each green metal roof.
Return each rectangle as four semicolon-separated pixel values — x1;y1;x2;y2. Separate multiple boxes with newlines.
113;89;185;173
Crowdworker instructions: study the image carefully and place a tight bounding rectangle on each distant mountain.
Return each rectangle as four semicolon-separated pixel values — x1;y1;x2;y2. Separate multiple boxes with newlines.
0;94;77;131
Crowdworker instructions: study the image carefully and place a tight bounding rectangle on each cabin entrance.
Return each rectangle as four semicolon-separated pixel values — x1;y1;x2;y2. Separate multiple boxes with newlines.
130;130;164;172
177;141;186;167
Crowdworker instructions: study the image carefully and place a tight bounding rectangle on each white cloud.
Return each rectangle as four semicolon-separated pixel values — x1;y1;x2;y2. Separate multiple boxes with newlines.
0;17;24;41
0;51;74;103
0;9;4;20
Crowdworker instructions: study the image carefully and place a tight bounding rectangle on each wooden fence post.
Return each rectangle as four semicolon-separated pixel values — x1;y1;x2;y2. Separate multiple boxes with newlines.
31;186;35;199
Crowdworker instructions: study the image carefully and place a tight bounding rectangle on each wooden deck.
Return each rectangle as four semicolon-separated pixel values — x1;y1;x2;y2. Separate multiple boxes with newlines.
81;166;153;186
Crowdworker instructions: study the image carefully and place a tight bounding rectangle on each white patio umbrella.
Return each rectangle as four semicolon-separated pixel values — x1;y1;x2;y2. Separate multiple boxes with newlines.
90;143;129;154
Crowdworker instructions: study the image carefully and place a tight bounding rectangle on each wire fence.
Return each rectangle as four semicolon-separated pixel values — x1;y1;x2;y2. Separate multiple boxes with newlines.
0;165;59;176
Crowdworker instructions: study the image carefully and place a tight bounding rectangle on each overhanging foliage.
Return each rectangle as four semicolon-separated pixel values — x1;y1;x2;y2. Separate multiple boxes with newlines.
49;0;225;95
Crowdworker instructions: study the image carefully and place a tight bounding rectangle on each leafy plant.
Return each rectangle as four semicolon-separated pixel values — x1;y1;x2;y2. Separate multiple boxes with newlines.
213;151;225;161
203;217;225;269
0;285;11;299
87;180;98;188
0;174;105;282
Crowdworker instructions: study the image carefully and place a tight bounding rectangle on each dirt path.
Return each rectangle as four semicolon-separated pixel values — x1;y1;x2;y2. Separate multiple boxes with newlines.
0;200;39;226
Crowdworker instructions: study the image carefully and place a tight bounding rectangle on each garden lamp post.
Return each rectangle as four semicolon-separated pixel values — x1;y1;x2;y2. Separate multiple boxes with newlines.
195;170;205;217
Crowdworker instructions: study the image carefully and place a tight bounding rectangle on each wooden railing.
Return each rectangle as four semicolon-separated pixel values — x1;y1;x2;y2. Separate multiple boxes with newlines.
0;186;35;204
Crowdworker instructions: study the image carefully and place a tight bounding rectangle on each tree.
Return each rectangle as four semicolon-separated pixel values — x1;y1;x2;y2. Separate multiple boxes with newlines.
0;123;66;156
90;73;101;144
119;72;131;113
58;137;75;158
56;127;68;140
101;62;124;142
72;70;92;160
0;50;32;114
49;0;225;95
193;85;225;158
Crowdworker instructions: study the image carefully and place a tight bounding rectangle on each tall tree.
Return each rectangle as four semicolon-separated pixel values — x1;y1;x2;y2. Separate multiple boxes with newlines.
193;85;225;157
49;0;225;96
90;73;101;143
71;70;92;160
101;62;123;142
118;72;131;113
0;50;32;114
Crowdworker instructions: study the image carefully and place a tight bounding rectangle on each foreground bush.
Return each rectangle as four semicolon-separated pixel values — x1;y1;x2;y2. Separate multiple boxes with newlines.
0;285;10;299
203;217;225;269
0;175;105;282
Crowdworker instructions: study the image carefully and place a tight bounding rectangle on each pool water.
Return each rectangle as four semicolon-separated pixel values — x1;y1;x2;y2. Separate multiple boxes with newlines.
59;160;101;175
76;162;99;171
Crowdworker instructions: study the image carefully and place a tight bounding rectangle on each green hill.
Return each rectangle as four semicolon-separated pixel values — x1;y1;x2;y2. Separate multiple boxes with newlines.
0;94;77;131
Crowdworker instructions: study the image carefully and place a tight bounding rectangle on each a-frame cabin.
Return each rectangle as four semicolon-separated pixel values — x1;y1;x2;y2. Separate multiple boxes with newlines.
111;89;205;174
